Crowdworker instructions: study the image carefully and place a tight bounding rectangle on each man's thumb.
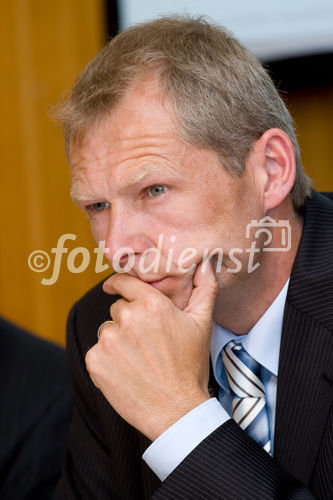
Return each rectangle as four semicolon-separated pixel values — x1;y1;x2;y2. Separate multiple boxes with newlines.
184;259;218;326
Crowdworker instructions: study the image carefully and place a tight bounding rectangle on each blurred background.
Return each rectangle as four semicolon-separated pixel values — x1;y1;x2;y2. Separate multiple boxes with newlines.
1;0;333;346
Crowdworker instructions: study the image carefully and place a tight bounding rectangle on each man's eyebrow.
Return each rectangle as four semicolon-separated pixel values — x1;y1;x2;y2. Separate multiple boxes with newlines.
123;164;163;189
70;188;96;203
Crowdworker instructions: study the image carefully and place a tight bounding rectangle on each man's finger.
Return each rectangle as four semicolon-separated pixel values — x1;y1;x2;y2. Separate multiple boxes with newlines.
97;320;114;340
110;298;130;323
184;259;218;326
103;273;159;301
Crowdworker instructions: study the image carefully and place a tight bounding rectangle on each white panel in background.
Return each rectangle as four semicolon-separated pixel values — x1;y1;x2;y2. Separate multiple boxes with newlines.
118;0;333;61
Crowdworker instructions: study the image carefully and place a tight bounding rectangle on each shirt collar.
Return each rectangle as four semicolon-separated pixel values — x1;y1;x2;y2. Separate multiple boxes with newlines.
211;278;290;380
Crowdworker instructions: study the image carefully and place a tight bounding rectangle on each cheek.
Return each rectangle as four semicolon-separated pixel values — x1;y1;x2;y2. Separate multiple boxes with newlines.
159;233;199;260
89;216;109;243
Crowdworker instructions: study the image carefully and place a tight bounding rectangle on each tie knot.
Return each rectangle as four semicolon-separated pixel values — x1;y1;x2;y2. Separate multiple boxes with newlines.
222;340;265;399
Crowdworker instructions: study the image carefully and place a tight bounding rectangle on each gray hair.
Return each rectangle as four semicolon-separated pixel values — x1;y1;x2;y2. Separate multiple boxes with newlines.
54;16;312;212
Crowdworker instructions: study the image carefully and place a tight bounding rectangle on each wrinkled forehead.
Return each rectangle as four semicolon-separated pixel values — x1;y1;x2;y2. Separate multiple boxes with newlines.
68;79;183;175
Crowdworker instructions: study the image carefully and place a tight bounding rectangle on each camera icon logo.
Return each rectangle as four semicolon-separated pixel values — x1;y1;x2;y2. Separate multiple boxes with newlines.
246;216;291;252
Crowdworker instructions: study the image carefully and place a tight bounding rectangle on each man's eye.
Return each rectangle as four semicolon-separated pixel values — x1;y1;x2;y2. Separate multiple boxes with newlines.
147;185;168;197
88;202;111;212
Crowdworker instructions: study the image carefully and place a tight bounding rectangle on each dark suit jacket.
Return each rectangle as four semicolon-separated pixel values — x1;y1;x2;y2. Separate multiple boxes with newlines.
0;318;73;499
55;190;333;499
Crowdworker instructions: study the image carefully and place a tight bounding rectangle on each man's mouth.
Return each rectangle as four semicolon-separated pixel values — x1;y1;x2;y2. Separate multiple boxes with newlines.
126;271;169;287
147;278;166;289
137;275;168;287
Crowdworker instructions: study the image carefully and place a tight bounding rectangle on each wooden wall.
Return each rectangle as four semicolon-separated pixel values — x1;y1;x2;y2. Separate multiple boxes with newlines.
0;2;332;346
0;0;109;346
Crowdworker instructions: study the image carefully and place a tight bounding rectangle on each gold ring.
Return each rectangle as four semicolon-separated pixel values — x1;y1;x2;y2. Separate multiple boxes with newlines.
97;320;114;339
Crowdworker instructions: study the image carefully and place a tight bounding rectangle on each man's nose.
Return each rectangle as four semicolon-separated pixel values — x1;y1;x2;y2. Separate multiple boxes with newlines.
104;205;152;265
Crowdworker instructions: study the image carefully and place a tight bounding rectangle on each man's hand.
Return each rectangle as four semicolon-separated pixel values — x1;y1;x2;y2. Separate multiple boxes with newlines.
85;262;218;441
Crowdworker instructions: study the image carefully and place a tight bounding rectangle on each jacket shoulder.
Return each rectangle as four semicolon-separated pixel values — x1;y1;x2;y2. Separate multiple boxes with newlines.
0;317;71;396
320;191;333;203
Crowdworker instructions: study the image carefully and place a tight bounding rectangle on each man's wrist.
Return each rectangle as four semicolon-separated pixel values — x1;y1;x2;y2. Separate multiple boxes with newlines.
147;392;211;441
143;397;230;481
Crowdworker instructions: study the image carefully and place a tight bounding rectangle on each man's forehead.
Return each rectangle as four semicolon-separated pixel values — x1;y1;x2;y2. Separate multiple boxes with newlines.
68;95;187;183
70;77;178;164
69;96;177;168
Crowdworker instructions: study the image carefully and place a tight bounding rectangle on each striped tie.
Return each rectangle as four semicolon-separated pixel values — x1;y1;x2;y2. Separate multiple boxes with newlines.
222;340;271;454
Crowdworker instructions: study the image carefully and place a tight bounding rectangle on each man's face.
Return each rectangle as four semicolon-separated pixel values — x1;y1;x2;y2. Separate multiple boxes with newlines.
70;79;264;309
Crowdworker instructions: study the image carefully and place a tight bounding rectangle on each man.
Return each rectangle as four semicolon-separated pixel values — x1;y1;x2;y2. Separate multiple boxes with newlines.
55;17;332;499
0;316;73;499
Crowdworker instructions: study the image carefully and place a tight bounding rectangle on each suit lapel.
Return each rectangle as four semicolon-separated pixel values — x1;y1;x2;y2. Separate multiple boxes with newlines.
274;191;333;486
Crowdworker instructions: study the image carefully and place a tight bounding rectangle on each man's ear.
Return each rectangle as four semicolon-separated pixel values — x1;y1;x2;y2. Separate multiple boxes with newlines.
257;128;296;213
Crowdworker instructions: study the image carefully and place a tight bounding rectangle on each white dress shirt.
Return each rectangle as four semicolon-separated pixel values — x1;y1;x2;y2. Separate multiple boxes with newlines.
143;279;290;481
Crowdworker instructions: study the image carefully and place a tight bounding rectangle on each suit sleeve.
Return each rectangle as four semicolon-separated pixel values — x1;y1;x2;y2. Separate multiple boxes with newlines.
151;420;316;499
